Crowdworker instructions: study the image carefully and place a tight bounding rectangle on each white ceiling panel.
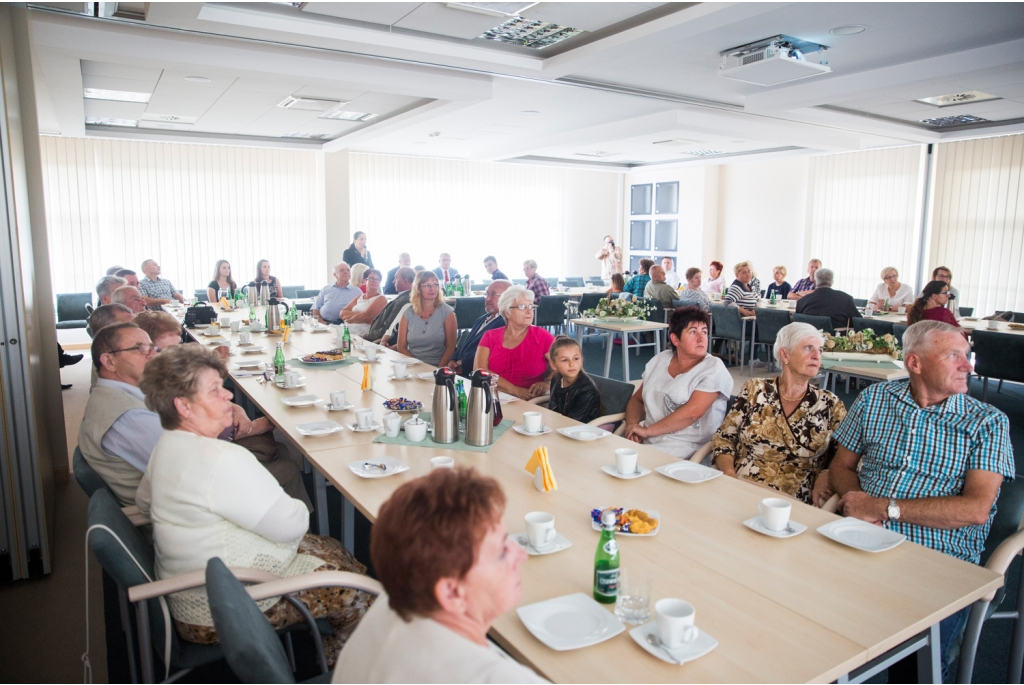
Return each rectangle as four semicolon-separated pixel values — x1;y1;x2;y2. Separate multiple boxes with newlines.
213;89;286;107
81;74;158;93
152;80;235;100
992;82;1024;99
393;3;502;40
231;77;306;94
347;91;421;107
300;2;423;26
80;59;162;81
84;99;146;119
144;95;216;118
522;2;660;32
246;107;323;127
292;85;368;102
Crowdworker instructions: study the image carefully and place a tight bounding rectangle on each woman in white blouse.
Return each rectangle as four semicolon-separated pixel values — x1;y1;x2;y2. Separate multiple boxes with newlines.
339;268;387;337
867;266;914;311
623;307;733;460
136;344;372;665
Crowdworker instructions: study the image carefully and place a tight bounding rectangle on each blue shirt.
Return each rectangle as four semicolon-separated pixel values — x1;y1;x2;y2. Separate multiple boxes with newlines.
624;274;650;297
313;283;362;323
834;380;1015;563
453;313;504;371
96;378;163;473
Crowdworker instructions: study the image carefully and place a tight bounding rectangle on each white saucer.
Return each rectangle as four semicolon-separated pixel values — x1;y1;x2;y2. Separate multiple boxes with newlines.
295;421;344;436
416;372;435;381
324;402;355;412
629;621;718;664
281;395;321;407
348;456;409;478
513;425;552;437
509;532;572;556
241;347;266;354
600;464;651;480
817;517;906;553
655;461;722;484
517;593;624;651
558;426;609;441
234;360;264;369
236;342;257;347
276;379;307;389
357;356;382;363
347;421;383;432
387;374;414;381
743;515;807;539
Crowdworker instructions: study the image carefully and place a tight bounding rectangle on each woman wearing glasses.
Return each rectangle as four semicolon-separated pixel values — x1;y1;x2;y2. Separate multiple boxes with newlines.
339;269;387;337
474;285;554;400
397;271;457;366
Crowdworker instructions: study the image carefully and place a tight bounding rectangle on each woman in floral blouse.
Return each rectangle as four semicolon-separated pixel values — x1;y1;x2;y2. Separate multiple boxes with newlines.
711;322;846;506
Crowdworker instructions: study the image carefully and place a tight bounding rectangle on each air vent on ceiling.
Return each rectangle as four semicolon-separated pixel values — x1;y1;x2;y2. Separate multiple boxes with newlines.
682;149;724;157
919;114;989;127
480;16;583;49
320;109;377;122
719;35;830;86
282;132;332;139
652;138;699;146
84;88;151;103
278;96;342;112
915;91;1000;108
85;117;138;127
574;151;618;158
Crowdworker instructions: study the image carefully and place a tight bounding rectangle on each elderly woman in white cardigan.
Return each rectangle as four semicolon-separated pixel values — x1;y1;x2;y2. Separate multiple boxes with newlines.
135;344;372;665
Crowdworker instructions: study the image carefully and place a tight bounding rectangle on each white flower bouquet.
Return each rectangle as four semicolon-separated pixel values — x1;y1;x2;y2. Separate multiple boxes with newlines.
581;297;652;321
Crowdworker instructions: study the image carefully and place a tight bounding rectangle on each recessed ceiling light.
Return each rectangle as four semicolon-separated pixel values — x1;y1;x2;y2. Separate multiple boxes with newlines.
916;91;1000;108
480;16;583;49
830;25;866;35
83;88;151;103
920;114;988;127
652;138;698;146
184;76;211;83
282;132;331;139
85;117;139;127
682;149;724;156
320;109;377;122
520;110;540;116
279;95;342;111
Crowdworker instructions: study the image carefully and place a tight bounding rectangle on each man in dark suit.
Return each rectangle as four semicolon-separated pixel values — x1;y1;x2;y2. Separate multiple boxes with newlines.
432;253;460;285
447;279;512;374
383;253;411;295
795;268;860;331
367;267;416;343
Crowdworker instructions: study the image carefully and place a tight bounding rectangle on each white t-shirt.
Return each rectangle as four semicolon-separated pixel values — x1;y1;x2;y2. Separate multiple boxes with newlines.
640;351;733;459
333;596;548;684
868;282;914;308
701;275;725;294
664;270;681;289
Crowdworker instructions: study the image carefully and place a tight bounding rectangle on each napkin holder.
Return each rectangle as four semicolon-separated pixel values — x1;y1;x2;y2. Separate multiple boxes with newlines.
534;468;545;492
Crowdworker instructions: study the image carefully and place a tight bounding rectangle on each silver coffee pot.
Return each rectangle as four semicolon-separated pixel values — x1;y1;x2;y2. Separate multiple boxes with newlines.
259;279;270;306
464;369;494;446
267;297;290;332
247;283;258;307
430;367;459;444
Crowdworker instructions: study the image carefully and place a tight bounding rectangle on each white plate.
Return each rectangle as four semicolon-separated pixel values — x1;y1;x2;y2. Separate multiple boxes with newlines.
236;342;258;347
513;425;553;437
591;509;660;537
356;356;382;363
295;421;344;436
517;593;625;651
281;395;321;407
743;516;807;539
509;532;572;556
234;360;264;369
241;347;266;354
386;374;415;381
600;464;651;480
416;372;435;381
347;456;409;478
324;402;355;412
655;461;722;484
193;323;210;328
629;622;718;665
389;357;422;365
557;425;610;441
817;517;906;553
347;421;383;433
308;327;330;333
276;379;307;389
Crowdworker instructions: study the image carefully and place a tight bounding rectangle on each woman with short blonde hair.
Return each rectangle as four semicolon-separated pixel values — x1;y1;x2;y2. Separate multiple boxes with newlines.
867;266;914;311
723;261;758;316
766;265;791;300
398;271;456;366
350;263;369;293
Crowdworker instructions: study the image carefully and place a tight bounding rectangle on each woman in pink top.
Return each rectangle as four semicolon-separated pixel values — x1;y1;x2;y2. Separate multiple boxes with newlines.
474;285;555;400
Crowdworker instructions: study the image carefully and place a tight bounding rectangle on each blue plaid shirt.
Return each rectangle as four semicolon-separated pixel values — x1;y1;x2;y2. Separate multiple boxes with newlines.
834;380;1014;563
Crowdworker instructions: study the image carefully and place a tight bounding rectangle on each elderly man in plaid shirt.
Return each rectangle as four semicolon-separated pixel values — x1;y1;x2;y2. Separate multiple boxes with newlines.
138;259;185;307
830;320;1014;679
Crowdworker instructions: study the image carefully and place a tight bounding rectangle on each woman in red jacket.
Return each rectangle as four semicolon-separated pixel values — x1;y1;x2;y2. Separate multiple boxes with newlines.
908;280;966;336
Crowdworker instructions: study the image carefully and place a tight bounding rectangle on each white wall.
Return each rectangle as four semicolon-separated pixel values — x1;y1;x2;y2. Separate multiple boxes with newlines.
621;166;710;274
716;157;809;284
562;168;621;279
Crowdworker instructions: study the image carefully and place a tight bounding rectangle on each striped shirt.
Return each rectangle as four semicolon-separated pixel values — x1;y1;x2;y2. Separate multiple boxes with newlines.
724;279;758;309
138;276;179;301
673;288;711;312
833;380;1015;563
792;277;816;294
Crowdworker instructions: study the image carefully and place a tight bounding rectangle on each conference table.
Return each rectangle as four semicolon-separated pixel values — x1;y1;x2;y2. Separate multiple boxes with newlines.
166;303;1002;683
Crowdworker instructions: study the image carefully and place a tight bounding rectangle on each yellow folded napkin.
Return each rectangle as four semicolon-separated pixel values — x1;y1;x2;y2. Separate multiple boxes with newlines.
360;364;373;391
282;326;290;343
219;297;229;310
524;447;556;492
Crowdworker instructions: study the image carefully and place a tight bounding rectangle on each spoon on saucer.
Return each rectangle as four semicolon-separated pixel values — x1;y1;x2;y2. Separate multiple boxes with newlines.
645;633;681;664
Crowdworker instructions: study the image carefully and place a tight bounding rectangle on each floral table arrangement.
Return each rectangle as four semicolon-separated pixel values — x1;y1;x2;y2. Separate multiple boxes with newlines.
822;328;901;361
579;297;652;322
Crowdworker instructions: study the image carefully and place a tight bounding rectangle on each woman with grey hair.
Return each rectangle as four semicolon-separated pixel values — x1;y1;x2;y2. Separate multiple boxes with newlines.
135;344;373;665
474;285;554;399
711;322;847;506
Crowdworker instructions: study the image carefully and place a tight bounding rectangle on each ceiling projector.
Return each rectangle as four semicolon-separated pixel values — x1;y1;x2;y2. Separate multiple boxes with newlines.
719;35;831;86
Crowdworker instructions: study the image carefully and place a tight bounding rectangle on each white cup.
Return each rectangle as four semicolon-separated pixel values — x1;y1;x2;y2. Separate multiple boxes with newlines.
251;319;263;332
758;497;792;532
239;330;252;344
218;339;231;352
283;371;299;388
405;419;427;442
523;412;542;434
230;320;241;332
430;456;455;469
897;306;907;315
614;448;639;475
330;390;347;409
292;319;304;331
219;315;230;327
655;598;698;648
383;412;401;437
987;319;1000;330
364;346;378;361
393;361;408;379
208;322;221;335
355;408;374;430
525;511;556;549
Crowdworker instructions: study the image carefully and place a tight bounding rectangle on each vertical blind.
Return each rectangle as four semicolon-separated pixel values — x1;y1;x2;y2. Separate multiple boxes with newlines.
930;134;1024;314
40;137;326;297
349;153;564;280
807;145;925;300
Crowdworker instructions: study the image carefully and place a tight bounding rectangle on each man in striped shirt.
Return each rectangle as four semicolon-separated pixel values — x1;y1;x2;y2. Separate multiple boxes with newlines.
788;258;821;300
830;320;1014;678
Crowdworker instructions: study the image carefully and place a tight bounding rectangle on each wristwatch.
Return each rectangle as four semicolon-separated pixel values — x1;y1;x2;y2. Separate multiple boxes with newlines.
887;497;901;522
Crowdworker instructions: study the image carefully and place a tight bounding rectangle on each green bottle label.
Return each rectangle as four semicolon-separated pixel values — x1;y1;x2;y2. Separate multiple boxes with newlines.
594;568;620;598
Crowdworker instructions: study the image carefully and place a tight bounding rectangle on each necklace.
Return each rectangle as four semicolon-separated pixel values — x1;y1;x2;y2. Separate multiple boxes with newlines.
777;379;806;402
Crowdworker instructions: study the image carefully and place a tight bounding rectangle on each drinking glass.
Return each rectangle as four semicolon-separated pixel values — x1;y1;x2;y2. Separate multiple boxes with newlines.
615;568;652;625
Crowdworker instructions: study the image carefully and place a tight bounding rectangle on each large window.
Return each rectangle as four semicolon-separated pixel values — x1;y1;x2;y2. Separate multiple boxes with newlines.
628;181;678;272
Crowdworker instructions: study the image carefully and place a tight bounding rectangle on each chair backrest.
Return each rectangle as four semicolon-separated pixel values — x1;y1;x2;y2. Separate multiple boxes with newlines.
296;289;321;299
982;474;1024;567
281;285;305;299
535;295;569;328
709;304;744;341
754;308;791;344
643;298;665;324
850;317;895;336
512;278;527;285
193;289;210;303
959;307;974;317
892;323;909;347
453;296;486;330
73;446;115;500
205;557;296;684
577;293;604;314
586;277;605;285
972;330;1024;383
610;292;632;301
590;374;636;416
793;313;835;335
545;277;559;289
853;298;868;308
560;278;584;288
56;292;93;322
84;303;95;316
87;490;178;668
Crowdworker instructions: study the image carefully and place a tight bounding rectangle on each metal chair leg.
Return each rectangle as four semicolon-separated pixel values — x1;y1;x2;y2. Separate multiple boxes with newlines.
956;599;991;683
998;379;1004;394
1007;557;1024;683
983;377;989;402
